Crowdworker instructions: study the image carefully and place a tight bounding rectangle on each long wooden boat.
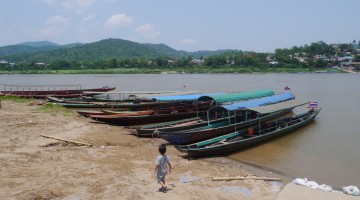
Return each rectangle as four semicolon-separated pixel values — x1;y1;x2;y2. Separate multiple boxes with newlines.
175;108;321;157
126;117;202;136
88;101;214;126
130;115;237;137
75;110;108;117
0;84;115;99
75;109;154;118
158;109;290;145
89;110;207;126
101;109;154;115
157;100;306;145
46;95;157;103
54;100;191;110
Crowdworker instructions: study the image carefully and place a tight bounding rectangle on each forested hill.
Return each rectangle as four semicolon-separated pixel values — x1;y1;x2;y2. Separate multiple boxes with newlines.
0;38;235;63
0;41;82;58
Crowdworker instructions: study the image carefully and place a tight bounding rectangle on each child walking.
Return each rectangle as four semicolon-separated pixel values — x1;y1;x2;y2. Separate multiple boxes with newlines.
154;144;172;192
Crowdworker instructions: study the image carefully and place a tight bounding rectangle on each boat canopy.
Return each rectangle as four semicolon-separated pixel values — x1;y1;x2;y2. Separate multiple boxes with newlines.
245;100;308;114
197;89;274;104
209;92;295;113
138;90;201;98
148;92;225;101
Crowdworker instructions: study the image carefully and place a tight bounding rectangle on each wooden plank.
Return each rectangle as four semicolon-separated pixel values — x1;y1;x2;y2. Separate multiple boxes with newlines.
40;134;92;147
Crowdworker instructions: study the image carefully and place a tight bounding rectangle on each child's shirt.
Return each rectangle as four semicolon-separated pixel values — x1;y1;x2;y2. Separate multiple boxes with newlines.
155;154;170;175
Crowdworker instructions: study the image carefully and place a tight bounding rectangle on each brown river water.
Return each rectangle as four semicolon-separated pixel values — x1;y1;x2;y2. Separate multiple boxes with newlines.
1;73;359;187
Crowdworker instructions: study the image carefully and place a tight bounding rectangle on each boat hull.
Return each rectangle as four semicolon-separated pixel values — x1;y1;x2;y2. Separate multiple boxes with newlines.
176;108;321;157
159;109;292;145
90;111;207;126
0;86;116;99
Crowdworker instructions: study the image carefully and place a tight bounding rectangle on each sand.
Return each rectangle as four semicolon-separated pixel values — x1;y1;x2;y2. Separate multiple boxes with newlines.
0;100;288;200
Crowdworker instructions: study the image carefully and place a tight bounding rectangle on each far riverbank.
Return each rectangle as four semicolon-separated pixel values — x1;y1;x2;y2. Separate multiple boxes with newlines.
0;66;349;74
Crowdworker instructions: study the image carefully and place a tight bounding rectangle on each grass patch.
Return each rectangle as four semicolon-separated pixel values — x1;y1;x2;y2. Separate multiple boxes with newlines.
36;103;75;116
0;95;32;103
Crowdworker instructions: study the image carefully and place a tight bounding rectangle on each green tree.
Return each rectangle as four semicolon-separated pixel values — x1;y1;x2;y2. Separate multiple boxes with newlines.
110;58;118;68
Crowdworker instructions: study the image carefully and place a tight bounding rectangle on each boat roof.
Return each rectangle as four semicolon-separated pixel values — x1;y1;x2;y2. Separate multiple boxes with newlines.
245;100;309;114
84;90;173;94
197;89;274;104
138;90;201;101
84;90;199;95
209;92;295;112
148;92;226;101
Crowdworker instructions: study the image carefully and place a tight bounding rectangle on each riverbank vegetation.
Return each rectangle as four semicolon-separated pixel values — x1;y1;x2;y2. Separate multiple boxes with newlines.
0;95;32;103
0;39;359;74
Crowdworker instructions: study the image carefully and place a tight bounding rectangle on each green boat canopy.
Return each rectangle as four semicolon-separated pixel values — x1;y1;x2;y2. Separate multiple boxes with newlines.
198;89;274;104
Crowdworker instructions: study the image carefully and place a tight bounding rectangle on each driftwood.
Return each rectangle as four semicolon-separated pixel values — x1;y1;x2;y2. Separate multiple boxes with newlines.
212;176;281;181
40;134;92;147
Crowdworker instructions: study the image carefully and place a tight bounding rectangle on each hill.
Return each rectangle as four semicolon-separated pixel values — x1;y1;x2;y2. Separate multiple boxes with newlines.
17;41;59;47
0;41;82;58
0;39;236;63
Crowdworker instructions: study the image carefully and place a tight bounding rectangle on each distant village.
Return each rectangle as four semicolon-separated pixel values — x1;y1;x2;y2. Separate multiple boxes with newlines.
267;42;360;73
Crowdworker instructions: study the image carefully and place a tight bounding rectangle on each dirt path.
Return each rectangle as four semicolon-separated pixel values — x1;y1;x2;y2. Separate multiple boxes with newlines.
0;101;284;200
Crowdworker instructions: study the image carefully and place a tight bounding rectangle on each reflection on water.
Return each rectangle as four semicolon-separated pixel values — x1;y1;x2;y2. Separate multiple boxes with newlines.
1;73;359;187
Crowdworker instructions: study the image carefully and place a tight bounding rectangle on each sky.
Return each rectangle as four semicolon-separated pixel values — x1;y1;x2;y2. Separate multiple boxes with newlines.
0;0;359;52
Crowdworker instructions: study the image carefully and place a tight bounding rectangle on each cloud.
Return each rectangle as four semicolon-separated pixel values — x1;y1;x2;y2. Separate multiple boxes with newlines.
40;0;97;9
46;15;70;26
179;38;198;45
105;14;133;28
83;14;96;22
135;24;160;38
39;0;102;14
40;15;70;36
73;0;97;8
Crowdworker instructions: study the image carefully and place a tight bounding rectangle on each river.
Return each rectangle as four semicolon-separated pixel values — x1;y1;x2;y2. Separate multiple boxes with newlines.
1;73;359;187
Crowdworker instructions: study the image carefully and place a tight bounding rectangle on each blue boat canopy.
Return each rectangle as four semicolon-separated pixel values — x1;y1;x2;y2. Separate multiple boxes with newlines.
209;92;295;112
198;89;275;104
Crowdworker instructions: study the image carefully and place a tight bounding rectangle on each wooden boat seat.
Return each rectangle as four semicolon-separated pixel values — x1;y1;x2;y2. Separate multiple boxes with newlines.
210;139;228;146
219;139;228;144
226;136;243;142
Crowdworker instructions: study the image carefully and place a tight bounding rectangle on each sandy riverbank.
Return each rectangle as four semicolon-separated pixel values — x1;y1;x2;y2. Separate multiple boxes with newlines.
0;100;288;200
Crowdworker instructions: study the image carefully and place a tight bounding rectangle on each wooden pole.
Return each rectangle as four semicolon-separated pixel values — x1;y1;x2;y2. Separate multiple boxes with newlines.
212;176;281;181
40;134;92;147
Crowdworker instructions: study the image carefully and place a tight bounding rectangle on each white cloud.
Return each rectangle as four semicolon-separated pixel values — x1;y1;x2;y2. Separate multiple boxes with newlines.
40;15;70;36
105;14;133;28
74;0;97;8
46;15;70;26
40;0;100;14
40;0;97;8
179;38;198;45
40;26;62;36
83;14;96;22
135;24;160;38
